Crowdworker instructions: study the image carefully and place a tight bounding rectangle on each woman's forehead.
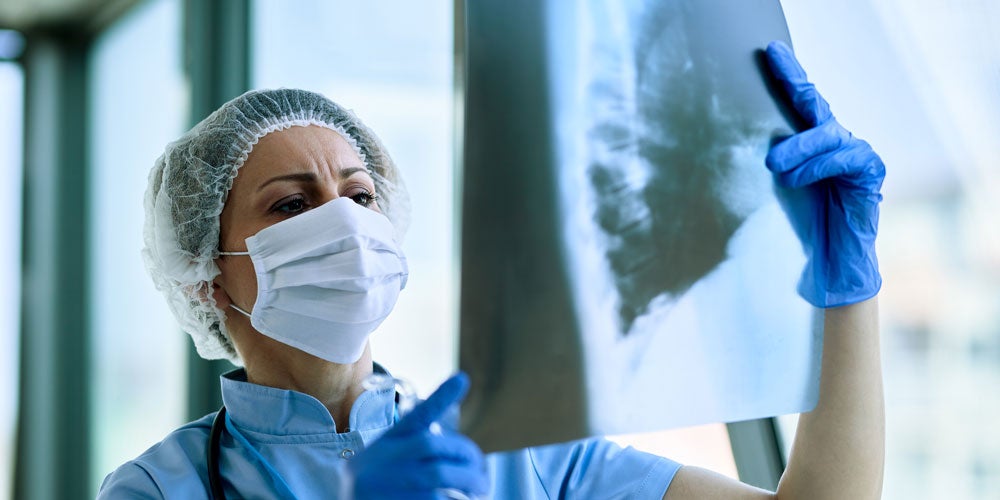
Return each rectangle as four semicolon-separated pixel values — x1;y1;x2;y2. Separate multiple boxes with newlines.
232;125;369;187
245;125;364;169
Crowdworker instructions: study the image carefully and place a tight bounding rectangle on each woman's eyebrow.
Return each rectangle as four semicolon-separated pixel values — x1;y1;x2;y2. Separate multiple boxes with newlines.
257;172;318;192
256;167;371;192
339;167;370;180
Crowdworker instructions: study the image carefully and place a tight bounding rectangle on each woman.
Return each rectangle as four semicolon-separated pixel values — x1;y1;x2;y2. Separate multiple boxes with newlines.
99;41;885;499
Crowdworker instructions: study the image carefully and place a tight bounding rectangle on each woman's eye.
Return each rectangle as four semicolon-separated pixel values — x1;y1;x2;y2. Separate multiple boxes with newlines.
271;196;308;214
349;191;378;207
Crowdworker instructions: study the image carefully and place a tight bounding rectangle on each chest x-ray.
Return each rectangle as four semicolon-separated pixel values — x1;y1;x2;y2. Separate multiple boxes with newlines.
459;0;817;452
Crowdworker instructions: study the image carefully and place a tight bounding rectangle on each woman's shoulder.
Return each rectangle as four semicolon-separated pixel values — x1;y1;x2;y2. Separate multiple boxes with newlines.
488;437;681;500
97;413;217;499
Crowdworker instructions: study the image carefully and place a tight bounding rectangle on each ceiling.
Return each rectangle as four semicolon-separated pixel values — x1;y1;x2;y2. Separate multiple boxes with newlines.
0;0;138;32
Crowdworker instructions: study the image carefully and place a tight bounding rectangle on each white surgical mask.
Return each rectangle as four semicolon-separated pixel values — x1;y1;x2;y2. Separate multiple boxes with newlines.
219;197;408;363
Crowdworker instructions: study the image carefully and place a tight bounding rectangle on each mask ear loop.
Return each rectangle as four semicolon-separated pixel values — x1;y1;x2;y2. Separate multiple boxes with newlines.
229;304;252;318
216;251;252;318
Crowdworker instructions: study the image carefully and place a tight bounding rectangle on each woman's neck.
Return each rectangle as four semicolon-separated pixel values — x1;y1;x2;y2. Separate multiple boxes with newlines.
243;340;374;433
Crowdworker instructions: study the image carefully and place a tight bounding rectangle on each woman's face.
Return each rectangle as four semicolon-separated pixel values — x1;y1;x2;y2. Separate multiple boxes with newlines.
212;125;381;341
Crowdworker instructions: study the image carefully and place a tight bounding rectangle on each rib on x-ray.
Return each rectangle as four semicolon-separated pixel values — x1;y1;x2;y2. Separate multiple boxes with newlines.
459;0;819;453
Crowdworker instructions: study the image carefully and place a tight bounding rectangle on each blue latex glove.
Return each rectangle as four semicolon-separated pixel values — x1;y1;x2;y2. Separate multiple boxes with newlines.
764;40;885;308
349;373;489;499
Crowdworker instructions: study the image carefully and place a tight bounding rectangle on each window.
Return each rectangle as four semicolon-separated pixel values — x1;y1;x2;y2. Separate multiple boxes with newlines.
87;0;187;491
252;0;458;394
778;3;1000;497
0;59;23;500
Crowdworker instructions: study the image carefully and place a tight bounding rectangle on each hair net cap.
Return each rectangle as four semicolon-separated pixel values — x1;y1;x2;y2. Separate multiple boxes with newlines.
143;88;410;364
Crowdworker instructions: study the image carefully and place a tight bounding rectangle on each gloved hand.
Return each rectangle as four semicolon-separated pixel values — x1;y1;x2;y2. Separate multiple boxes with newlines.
764;40;885;308
349;372;489;499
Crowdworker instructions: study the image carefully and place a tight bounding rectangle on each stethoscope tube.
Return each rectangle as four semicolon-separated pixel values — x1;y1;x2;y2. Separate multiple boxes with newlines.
207;406;228;500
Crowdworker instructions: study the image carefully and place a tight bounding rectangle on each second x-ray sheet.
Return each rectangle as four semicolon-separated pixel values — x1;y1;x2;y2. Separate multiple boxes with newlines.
459;0;818;452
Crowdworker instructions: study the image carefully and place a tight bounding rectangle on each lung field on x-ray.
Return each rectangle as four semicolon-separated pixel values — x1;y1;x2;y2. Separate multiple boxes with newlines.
587;3;770;334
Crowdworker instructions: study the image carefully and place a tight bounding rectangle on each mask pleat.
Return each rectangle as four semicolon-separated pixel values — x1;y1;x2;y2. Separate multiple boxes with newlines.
264;284;398;325
266;250;404;291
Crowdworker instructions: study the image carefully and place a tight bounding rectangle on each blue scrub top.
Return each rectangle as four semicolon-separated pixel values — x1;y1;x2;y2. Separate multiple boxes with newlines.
98;368;681;499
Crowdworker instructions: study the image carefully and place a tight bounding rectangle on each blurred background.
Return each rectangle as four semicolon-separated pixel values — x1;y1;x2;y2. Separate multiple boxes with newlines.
1;0;997;498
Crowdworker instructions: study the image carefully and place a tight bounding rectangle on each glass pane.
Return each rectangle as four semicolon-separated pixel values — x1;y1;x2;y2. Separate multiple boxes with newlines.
87;0;187;492
0;60;23;500
252;0;456;396
776;3;1000;498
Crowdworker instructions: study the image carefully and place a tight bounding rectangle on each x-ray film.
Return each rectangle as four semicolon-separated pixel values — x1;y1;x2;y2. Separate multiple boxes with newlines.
459;0;818;452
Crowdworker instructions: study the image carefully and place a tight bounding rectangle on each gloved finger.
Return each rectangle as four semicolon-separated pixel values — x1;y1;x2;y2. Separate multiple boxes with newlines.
393;372;470;436
372;431;485;469
405;462;491;496
352;432;425;465
765;120;851;173
765;40;833;128
429;433;486;469
358;487;440;500
775;142;882;189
